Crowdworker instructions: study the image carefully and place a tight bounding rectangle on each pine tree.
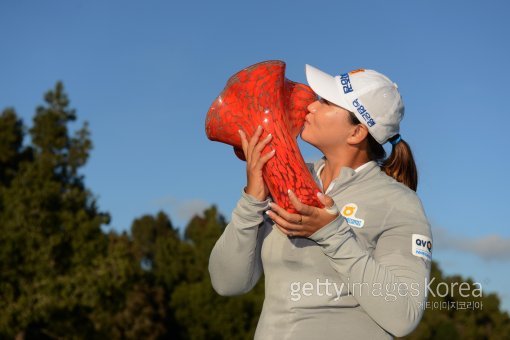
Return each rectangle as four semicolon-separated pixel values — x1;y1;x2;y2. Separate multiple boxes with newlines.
0;108;28;186
0;82;109;338
167;206;265;340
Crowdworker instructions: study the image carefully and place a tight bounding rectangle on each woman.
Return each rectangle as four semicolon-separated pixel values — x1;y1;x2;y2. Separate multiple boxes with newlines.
208;64;432;339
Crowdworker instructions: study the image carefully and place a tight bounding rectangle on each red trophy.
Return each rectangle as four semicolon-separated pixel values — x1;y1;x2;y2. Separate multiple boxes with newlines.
205;60;324;213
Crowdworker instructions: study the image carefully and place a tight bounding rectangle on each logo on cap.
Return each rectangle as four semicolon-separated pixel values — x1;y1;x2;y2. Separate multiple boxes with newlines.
352;99;376;127
349;69;365;75
339;73;353;94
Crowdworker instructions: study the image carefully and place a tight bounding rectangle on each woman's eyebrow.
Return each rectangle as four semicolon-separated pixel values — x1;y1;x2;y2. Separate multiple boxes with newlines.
319;97;332;105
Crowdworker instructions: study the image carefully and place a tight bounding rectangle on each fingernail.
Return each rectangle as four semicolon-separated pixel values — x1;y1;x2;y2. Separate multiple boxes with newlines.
317;192;324;198
271;149;276;154
287;189;292;195
265;210;271;215
267;133;272;138
258;125;262;130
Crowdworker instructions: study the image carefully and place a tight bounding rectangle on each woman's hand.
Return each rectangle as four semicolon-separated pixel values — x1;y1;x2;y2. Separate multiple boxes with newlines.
266;190;339;238
239;125;275;202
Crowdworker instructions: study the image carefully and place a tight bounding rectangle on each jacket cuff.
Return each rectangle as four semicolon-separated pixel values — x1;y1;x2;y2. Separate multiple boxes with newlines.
308;214;347;243
241;187;272;205
231;189;272;225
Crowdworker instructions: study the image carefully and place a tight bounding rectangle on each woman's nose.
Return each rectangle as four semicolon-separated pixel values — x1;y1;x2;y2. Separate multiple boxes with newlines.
307;100;320;113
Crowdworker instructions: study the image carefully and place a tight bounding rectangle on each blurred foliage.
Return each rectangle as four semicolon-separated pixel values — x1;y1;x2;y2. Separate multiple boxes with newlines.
0;83;509;339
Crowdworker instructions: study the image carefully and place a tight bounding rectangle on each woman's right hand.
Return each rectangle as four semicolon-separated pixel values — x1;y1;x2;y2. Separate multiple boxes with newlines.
239;125;275;202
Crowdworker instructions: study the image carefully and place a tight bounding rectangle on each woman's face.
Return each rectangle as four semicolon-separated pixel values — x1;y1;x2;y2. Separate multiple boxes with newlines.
300;98;354;149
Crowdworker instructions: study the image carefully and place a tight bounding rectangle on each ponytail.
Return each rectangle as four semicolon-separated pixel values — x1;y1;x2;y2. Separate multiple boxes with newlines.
348;112;418;191
381;137;418;192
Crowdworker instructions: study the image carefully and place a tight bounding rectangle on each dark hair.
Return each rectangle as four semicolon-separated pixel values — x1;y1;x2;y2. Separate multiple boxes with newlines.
348;112;418;191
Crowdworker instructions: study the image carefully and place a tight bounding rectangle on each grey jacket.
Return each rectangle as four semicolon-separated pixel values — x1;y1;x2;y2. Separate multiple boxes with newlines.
209;159;433;339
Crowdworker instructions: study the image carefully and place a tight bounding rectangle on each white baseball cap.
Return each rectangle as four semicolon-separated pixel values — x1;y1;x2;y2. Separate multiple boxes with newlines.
305;64;404;145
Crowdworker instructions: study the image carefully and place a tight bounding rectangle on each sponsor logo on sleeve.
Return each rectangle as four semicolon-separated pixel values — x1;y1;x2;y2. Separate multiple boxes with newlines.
340;203;365;228
412;234;432;261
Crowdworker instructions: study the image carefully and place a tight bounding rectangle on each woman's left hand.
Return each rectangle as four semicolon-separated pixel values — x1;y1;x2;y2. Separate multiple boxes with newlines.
266;190;340;238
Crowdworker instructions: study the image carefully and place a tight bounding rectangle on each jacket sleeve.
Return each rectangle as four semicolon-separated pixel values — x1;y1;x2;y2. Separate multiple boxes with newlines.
208;189;272;296
308;192;432;338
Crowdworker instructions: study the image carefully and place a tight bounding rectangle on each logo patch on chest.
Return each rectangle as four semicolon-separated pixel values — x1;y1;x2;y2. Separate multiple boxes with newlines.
340;203;365;228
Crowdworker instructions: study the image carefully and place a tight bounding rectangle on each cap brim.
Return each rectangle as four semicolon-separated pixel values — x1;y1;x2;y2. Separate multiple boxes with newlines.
305;64;352;111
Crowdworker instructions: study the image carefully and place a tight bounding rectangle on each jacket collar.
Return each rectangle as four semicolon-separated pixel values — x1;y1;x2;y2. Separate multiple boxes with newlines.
310;156;381;195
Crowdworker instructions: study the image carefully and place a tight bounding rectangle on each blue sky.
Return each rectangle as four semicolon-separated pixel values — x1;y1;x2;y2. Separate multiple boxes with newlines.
1;0;510;311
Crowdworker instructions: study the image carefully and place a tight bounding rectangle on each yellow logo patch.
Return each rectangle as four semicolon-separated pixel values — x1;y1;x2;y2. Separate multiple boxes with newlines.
340;203;365;228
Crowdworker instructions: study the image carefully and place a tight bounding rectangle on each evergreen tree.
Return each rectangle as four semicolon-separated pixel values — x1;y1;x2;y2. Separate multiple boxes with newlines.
167;206;265;340
86;231;168;339
0;82;109;338
0;108;28;185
